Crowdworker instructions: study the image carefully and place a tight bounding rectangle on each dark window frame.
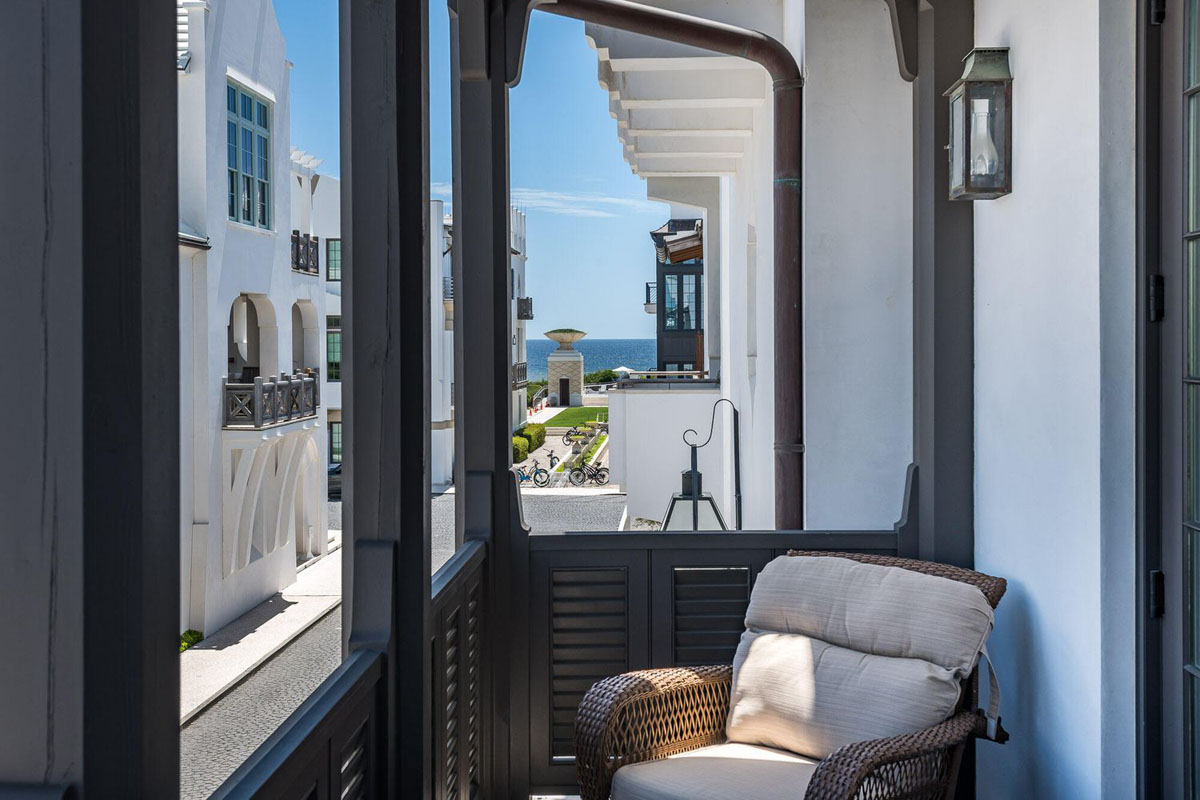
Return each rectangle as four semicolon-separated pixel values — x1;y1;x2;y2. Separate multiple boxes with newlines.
327;237;342;281
226;80;273;230
329;420;343;464
327;319;342;382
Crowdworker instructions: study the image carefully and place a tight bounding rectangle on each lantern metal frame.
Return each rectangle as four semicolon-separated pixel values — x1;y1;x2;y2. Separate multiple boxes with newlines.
659;398;742;531
944;47;1013;201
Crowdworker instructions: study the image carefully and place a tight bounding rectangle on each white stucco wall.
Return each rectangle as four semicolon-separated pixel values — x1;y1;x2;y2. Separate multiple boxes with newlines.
512;209;529;432
587;0;914;531
608;387;730;526
431;201;455;487
972;0;1136;796
800;0;913;529
320;174;343;419
178;0;330;636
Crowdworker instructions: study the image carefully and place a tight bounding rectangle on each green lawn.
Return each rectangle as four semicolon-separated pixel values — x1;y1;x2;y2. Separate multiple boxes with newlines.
544;406;608;427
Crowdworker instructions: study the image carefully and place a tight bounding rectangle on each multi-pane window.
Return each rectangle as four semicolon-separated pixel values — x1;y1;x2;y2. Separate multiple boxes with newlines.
329;421;343;464
327;315;342;381
227;82;271;229
327;239;342;281
663;271;702;331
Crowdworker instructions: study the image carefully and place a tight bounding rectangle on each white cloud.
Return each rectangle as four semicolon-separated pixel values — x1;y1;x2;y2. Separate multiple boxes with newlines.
428;183;662;219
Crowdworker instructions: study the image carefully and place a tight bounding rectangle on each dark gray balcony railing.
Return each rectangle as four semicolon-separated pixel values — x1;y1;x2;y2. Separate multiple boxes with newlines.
431;539;487;799
443;275;454;300
517;296;534;320
223;371;321;429
512;361;528;389
645;281;657;305
291;230;320;275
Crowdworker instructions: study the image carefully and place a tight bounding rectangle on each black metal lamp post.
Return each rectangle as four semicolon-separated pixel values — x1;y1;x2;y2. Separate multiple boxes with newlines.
945;47;1013;201
661;398;742;531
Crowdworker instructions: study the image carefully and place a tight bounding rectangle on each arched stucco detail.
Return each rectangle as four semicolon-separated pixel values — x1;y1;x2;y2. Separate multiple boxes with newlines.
221;427;318;579
293;436;322;560
291;299;320;373
227;293;280;380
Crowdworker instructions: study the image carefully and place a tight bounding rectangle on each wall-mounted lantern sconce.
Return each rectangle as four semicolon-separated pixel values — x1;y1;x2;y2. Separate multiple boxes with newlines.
660;398;742;531
945;47;1012;201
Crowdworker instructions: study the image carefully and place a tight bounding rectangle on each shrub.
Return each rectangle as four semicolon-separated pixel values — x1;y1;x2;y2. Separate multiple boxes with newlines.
585;368;619;385
527;380;547;405
180;629;204;653
583;434;607;464
523;422;546;450
512;436;529;463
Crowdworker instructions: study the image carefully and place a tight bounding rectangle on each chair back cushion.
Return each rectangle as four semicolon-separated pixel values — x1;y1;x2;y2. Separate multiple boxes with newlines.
726;555;994;758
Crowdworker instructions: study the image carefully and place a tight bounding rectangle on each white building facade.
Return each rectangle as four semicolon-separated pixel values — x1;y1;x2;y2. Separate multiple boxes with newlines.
177;0;328;638
592;0;1139;794
600;0;911;532
325;201;530;490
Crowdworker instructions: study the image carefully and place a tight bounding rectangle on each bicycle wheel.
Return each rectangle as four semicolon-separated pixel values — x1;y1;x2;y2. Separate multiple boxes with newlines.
562;432;574;446
533;469;550;488
569;468;586;486
594;468;610;486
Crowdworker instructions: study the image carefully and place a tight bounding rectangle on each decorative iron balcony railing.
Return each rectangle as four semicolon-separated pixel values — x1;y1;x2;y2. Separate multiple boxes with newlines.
644;281;657;314
291;230;320;275
512;361;528;389
443;275;454;300
223;371;321;429
517;296;534;320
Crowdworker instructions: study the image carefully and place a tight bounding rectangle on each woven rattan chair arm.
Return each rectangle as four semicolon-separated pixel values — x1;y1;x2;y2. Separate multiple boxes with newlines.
575;665;733;800
804;711;982;800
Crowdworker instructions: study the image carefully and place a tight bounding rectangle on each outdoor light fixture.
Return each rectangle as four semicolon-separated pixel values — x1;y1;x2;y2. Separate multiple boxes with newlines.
945;47;1012;201
660;398;742;531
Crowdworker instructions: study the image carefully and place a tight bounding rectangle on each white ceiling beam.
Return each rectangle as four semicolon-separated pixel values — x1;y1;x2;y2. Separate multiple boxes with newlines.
634;170;736;177
608;55;759;72
629;150;745;159
625;128;754;137
618;97;764;110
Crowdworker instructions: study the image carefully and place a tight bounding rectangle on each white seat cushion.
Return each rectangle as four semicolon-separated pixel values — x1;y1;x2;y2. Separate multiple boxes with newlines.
610;743;819;800
726;555;995;759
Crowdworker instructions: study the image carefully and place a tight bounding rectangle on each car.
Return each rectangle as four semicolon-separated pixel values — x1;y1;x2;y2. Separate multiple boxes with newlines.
328;462;342;500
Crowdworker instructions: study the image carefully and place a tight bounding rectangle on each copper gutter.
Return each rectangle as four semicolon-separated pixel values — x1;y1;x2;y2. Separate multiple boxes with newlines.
536;0;805;528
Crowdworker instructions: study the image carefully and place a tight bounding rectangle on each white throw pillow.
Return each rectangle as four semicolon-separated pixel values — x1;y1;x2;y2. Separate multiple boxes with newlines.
726;556;994;759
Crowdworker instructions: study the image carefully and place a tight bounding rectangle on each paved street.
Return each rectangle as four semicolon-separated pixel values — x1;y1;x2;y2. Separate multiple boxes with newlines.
182;491;626;797
180;610;342;799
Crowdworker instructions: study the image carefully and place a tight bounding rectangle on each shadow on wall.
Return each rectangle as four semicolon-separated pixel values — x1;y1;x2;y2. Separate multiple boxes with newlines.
975;582;1055;799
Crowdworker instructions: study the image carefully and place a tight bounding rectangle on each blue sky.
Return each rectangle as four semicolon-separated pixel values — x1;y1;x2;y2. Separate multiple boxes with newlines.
275;0;666;338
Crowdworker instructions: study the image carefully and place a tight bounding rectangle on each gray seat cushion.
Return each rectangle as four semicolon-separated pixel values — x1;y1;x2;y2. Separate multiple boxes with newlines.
726;555;995;759
610;743;819;800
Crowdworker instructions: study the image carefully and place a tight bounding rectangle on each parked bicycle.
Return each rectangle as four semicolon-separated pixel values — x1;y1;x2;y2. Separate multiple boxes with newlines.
569;461;609;487
561;426;589;445
516;459;550;488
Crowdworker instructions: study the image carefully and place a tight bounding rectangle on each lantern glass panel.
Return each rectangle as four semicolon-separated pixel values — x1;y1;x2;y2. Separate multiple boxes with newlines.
966;83;1007;194
662;493;728;531
950;92;965;195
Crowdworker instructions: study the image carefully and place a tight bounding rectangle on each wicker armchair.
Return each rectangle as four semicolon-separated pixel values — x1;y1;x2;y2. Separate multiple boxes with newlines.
575;552;1007;800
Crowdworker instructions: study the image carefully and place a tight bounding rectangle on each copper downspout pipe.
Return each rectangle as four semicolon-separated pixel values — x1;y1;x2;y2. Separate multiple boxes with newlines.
536;0;805;528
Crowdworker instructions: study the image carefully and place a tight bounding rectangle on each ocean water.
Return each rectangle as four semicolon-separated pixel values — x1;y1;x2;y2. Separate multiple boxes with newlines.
525;338;655;381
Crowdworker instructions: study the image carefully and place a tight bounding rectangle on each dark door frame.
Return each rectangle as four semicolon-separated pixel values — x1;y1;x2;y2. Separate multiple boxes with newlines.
1136;1;1166;797
81;1;181;795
